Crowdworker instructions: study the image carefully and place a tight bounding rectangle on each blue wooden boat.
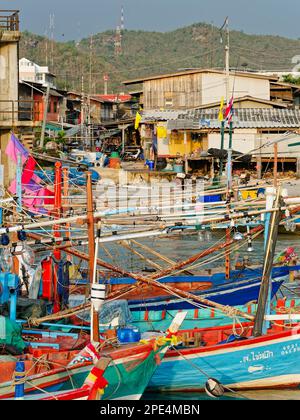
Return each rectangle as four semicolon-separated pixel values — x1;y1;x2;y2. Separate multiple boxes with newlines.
130;298;299;333
127;276;285;312
107;265;300;291
149;323;300;392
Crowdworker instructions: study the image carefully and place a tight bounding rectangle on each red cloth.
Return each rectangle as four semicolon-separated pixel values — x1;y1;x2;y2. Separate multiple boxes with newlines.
22;156;37;185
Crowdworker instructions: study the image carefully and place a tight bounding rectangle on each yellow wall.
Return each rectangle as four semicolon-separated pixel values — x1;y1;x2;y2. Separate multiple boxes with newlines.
167;131;203;156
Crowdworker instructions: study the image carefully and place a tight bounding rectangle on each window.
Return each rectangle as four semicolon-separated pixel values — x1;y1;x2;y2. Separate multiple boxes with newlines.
165;92;173;108
53;101;58;113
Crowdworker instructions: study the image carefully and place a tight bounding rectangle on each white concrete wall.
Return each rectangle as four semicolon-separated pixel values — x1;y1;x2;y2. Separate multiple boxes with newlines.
208;130;300;158
0;43;19;120
255;133;300;158
208;129;257;154
201;73;270;104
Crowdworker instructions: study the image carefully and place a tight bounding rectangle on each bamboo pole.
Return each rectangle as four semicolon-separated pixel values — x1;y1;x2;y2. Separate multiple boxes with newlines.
119;240;163;270
130;239;194;276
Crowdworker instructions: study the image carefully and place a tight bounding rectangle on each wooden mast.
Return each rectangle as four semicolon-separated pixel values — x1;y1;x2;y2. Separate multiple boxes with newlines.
86;171;100;342
53;161;62;313
253;189;282;337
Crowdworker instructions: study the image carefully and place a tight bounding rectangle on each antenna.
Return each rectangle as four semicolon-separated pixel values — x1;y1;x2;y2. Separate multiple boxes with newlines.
121;5;125;31
49;13;55;68
89;35;94;93
114;6;124;56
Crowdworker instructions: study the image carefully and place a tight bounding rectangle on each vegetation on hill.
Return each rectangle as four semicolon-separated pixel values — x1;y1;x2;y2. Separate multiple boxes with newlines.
19;23;300;93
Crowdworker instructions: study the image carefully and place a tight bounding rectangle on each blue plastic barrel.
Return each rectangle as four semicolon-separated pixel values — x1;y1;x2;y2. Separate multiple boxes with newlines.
117;327;141;344
147;160;155;171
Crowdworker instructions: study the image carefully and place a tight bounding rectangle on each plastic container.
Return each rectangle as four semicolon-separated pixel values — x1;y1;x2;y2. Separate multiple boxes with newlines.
147;160;155;171
117;327;141;344
109;157;121;169
173;164;184;173
198;194;222;203
110;152;120;158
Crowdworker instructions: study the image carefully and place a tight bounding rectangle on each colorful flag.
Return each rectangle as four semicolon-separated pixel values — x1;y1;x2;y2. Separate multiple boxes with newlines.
5;133;29;164
218;97;225;121
134;111;142;130
225;96;234;122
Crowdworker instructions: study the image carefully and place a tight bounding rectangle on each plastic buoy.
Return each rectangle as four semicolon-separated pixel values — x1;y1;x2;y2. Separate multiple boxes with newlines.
205;378;225;398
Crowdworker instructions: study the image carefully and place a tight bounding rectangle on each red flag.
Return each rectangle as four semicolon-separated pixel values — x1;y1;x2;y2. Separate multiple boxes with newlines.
225;96;234;122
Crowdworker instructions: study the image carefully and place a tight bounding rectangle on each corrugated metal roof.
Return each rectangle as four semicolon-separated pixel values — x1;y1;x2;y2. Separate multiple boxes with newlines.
167;108;300;130
123;69;278;85
141;109;188;122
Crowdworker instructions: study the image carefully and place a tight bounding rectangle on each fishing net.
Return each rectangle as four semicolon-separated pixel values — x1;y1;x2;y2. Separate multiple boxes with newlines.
0;316;26;352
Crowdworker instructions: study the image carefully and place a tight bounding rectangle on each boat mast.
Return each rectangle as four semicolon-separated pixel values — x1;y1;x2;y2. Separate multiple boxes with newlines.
86;172;100;342
253;188;282;337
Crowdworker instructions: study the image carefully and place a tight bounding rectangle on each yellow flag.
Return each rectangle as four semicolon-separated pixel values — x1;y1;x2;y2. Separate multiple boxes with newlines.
135;111;142;130
218;97;224;122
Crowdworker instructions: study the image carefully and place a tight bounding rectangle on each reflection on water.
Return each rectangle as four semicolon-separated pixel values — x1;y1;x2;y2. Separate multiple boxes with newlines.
143;389;300;401
97;232;300;274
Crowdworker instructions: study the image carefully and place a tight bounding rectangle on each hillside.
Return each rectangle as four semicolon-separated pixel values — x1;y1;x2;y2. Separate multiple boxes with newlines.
19;23;300;93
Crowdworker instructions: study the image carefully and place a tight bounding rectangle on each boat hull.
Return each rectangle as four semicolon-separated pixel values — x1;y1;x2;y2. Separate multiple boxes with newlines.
149;327;300;392
0;343;165;400
128;277;285;312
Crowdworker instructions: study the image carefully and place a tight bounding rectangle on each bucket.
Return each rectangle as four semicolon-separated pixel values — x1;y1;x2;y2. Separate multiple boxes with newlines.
146;160;155;171
109;157;121;169
117;327;141;344
173;164;183;173
110;152;120;158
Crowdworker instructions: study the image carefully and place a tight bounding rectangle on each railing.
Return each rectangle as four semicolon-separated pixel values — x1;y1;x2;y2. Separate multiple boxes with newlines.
0;10;19;31
0;100;40;124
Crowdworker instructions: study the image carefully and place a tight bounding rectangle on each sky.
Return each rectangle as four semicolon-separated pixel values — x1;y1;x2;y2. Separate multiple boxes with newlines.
3;0;300;41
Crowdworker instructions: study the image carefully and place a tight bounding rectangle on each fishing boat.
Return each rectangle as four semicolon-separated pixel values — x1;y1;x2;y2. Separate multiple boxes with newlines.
149;322;300;392
0;313;186;400
130;297;300;333
104;263;300;298
126;275;285;312
148;186;300;394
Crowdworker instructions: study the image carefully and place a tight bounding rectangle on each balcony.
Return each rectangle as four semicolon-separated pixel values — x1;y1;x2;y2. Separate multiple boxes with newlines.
0;100;41;127
0;10;19;32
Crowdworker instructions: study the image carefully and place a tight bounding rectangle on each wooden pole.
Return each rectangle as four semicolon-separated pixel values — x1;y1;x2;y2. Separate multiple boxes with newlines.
219;121;225;177
40;85;50;149
86;172;100;342
53;161;62;313
63;245;255;322
274;142;278;187
253;191;282;337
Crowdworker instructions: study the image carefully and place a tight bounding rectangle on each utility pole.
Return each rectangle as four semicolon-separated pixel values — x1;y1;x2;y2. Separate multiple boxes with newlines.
40;85;51;149
81;75;85;146
225;17;230;105
103;74;109;95
274;142;278;187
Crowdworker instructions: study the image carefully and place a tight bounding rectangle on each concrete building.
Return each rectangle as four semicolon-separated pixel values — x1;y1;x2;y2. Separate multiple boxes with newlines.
123;69;278;110
19;57;56;88
166;108;300;176
0;11;39;185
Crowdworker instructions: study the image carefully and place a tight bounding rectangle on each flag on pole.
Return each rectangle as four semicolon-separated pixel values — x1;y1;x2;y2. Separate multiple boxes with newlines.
218;97;225;121
5;133;29;164
225;96;234;122
134;111;142;130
